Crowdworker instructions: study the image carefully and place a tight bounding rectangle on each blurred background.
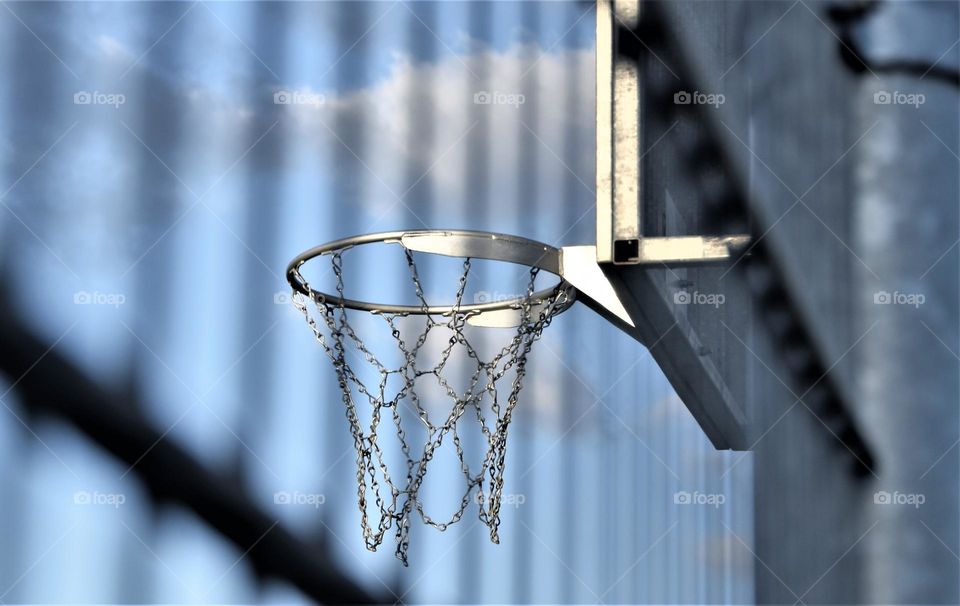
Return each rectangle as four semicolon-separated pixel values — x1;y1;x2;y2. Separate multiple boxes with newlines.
2;1;959;604
0;1;755;603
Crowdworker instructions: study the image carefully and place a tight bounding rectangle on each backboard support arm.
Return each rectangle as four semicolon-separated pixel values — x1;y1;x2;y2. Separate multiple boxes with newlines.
588;0;752;450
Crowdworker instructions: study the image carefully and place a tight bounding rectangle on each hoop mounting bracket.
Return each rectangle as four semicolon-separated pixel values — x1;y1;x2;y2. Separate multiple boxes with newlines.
558;235;750;335
606;234;751;266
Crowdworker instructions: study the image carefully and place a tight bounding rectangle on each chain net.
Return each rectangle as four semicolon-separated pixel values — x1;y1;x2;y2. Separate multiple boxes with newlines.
291;247;572;565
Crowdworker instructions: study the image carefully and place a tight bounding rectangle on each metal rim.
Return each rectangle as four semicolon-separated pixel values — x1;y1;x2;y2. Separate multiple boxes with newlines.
286;229;575;316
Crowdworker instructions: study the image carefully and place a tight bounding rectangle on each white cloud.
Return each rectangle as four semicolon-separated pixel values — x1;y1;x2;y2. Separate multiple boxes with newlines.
282;43;596;242
74;36;595;242
96;34;128;59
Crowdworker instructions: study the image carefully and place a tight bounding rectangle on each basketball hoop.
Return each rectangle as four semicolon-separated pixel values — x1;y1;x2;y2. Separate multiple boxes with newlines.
286;228;747;563
286;230;575;564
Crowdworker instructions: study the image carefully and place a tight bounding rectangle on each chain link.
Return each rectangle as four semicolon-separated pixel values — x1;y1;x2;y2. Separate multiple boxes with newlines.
292;249;571;565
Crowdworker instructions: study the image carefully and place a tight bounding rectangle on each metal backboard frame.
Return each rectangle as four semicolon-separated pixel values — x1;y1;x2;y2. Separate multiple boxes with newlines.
594;0;750;450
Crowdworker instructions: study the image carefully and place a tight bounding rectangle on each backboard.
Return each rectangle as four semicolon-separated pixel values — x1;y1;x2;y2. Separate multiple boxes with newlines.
593;0;752;450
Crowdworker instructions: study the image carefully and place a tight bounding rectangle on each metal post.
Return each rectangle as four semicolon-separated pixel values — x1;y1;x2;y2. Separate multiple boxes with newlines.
854;4;959;601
